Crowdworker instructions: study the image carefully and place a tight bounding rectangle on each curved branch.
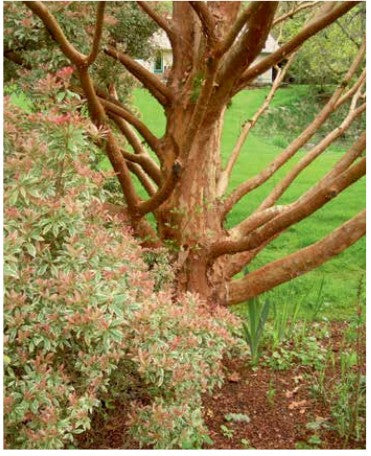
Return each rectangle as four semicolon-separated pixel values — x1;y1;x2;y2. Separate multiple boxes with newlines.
25;1;86;65
108;112;145;155
137;1;175;39
228;210;365;304
108;114;162;185
211;141;365;259
137;161;182;216
272;1;320;27
86;2;106;66
104;45;173;106
120;148;162;186
97;97;161;155
229;206;286;240
127;162;156;196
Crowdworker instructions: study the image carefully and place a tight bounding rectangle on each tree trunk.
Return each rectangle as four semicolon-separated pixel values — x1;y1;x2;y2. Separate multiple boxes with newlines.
157;108;226;302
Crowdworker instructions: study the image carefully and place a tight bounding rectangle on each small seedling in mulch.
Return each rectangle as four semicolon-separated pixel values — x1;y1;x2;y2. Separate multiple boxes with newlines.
308;434;322;447
267;378;276;406
295;433;322;449
220;424;235;440
306;416;329;432
224;412;251;423
241;438;255;449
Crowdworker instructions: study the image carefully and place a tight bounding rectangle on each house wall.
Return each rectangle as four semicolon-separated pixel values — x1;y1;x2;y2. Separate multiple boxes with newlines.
162;50;173;73
138;51;273;84
253;53;273;84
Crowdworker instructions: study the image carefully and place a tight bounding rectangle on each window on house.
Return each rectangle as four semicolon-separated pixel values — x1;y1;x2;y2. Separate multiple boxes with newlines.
154;52;163;73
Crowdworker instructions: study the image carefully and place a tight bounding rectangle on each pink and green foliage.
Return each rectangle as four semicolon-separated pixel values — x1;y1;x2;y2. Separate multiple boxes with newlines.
4;73;240;449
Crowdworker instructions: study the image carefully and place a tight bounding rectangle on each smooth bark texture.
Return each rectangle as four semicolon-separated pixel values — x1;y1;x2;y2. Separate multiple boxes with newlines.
25;1;365;305
228;211;366;304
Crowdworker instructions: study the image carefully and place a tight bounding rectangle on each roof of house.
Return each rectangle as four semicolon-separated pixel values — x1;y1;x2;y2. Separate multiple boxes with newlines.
262;34;279;53
150;30;171;50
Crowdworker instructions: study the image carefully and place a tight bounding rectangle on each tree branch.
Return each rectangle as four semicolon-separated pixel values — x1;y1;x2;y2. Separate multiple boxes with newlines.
86;2;106;66
25;1;86;65
96;97;161;155
77;67;141;213
228;210;365;304
120;148;162;186
236;1;358;91
229;206;286;240
137;161;182;216
272;1;320;27
126;162;157;196
222;40;365;218
189;1;218;47
256;101;366;212
215;3;255;57
211;137;365;259
107;112;146;156
137;1;175;40
215;1;278;104
104;45;173;106
217;52;296;196
334;68;366;109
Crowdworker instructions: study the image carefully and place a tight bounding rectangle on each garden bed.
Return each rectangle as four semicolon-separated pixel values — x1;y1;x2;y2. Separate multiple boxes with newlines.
77;322;365;450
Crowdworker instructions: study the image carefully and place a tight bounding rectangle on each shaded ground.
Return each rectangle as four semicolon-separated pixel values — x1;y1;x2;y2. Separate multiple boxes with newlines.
77;323;365;450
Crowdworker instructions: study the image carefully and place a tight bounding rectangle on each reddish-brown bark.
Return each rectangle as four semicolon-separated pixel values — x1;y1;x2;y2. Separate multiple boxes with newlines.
25;1;365;305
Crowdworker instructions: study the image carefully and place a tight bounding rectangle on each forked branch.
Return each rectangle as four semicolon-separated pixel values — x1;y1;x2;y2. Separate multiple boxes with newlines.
222;40;365;218
272;1;320;27
212;135;365;259
25;1;86;65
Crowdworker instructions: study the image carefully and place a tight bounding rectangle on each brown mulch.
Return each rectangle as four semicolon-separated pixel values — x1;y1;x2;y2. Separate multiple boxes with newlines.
76;322;365;450
203;359;354;449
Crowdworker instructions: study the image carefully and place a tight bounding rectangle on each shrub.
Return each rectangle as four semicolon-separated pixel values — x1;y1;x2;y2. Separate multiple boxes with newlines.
4;74;240;449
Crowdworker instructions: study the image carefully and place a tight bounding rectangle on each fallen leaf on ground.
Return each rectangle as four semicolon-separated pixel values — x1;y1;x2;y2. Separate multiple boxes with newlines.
285;386;300;398
228;372;241;383
288;399;308;410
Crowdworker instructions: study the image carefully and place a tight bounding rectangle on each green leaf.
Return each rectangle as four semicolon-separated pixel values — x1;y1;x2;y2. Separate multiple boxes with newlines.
26;243;37;257
109;328;123;342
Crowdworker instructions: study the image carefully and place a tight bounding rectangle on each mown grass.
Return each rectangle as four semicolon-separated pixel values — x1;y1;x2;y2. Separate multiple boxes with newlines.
124;86;365;320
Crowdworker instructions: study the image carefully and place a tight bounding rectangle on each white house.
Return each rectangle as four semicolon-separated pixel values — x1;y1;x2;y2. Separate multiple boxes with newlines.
138;31;279;84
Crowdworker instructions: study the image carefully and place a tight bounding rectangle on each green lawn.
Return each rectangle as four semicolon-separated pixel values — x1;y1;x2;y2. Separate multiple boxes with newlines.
109;86;366;320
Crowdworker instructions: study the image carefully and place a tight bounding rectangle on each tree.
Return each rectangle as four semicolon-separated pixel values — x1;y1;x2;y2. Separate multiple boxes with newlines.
21;1;365;306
